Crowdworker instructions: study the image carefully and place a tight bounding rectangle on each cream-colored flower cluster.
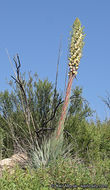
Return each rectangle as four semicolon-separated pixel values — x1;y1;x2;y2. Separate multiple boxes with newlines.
68;18;85;76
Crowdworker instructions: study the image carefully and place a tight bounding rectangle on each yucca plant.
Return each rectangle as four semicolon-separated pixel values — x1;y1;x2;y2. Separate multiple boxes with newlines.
44;18;85;163
30;18;85;168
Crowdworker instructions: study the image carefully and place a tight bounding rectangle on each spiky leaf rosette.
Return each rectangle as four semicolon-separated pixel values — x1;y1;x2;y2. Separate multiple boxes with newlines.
68;18;85;76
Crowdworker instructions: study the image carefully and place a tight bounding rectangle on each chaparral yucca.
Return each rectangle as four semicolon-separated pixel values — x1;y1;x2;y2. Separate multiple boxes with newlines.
29;18;85;168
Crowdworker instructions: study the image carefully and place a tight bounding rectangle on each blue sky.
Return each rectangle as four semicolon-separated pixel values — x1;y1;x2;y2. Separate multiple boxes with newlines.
0;0;110;121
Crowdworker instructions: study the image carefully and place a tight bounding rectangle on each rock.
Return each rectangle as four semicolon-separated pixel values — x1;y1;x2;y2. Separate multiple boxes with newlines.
0;153;28;177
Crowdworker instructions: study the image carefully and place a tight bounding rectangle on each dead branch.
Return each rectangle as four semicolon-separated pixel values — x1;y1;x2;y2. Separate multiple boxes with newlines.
40;94;86;129
11;54;36;141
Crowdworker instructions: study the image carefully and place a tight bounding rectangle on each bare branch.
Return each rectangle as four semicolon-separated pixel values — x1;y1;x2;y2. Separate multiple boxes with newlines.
11;54;36;143
63;129;74;139
41;98;63;129
5;48;17;79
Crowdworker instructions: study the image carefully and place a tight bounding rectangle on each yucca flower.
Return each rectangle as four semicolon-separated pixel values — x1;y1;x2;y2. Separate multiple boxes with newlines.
55;18;85;140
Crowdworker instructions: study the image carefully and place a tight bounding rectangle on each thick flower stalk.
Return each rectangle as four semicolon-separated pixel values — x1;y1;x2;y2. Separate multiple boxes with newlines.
56;18;85;140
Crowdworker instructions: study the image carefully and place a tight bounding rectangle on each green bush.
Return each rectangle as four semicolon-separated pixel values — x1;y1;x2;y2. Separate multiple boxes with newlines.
0;156;109;190
64;117;110;164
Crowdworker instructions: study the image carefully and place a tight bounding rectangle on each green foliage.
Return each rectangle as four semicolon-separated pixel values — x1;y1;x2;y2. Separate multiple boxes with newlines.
0;157;109;190
62;86;110;164
0;166;43;190
0;91;13;118
68;86;93;119
0;114;14;158
64;116;110;164
0;73;63;160
0;72;110;175
99;121;110;159
34;78;53;126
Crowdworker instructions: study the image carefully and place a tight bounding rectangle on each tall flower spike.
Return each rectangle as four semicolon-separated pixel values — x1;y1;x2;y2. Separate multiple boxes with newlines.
55;18;85;140
68;18;85;76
